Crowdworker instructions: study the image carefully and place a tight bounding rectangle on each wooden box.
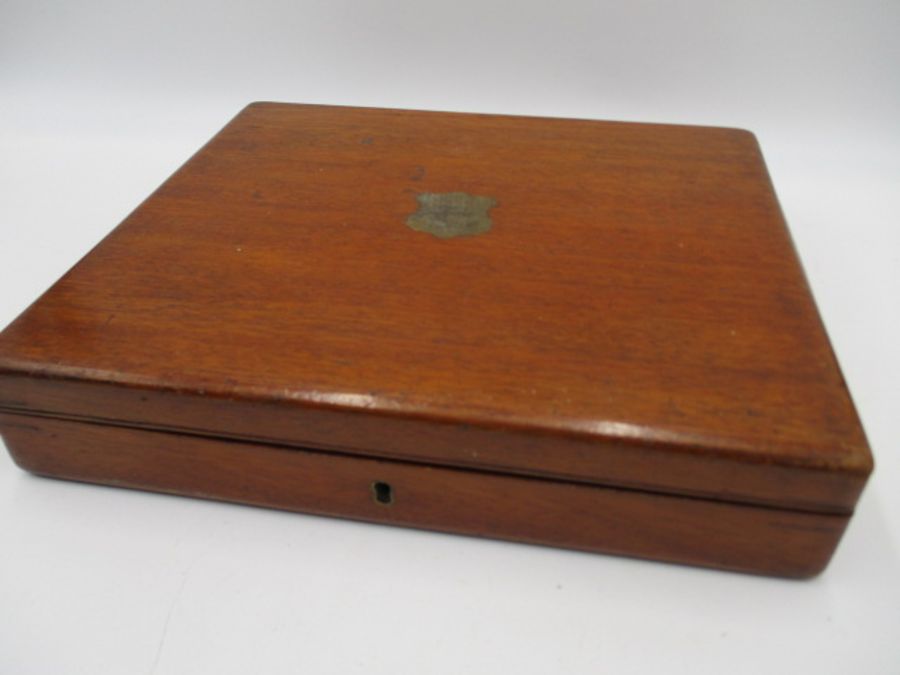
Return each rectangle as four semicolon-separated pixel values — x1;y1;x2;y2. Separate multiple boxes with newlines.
0;102;872;577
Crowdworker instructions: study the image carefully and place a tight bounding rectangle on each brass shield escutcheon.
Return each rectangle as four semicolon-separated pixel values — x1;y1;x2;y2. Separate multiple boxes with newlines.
406;192;497;239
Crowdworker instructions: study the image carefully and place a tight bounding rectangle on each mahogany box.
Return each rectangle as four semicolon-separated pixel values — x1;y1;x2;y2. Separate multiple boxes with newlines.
0;102;873;577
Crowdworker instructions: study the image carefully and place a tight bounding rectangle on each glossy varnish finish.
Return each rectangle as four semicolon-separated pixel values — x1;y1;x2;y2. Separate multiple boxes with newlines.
0;103;872;575
1;412;849;577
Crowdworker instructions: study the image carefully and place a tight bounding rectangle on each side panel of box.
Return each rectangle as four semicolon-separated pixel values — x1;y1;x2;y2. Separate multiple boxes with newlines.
0;374;870;514
0;412;848;577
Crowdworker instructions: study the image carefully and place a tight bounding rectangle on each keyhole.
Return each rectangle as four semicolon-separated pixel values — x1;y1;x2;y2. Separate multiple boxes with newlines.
372;481;393;505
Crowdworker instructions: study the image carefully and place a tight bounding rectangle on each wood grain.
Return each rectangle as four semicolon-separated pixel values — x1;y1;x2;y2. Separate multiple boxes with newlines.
0;412;849;578
0;103;872;574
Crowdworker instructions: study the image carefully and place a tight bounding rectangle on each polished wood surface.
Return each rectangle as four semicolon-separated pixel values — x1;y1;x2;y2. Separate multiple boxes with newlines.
0;412;849;578
0;102;871;511
0;373;869;514
0;103;873;574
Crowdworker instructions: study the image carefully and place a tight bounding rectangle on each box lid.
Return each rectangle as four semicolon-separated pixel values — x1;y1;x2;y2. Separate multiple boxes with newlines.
0;102;872;514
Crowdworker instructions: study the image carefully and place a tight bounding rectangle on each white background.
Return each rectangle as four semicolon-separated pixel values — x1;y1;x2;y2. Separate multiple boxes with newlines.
1;1;899;673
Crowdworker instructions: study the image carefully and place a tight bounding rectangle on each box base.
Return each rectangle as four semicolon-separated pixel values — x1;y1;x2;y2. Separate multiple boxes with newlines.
0;412;847;577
